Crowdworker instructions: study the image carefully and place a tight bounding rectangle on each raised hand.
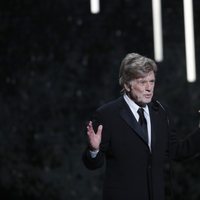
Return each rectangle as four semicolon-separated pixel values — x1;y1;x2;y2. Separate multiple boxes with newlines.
87;121;103;151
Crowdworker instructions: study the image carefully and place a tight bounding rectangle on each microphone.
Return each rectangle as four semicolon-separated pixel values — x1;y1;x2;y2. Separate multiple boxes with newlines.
151;99;166;112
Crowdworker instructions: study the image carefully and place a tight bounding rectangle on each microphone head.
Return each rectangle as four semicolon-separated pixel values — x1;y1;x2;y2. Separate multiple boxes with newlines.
151;99;160;111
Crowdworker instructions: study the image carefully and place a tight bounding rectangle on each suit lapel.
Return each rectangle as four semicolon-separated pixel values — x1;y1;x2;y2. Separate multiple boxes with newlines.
119;97;149;145
148;103;157;151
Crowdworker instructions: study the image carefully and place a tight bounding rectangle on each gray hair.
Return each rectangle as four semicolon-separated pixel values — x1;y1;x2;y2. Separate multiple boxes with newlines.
119;53;157;88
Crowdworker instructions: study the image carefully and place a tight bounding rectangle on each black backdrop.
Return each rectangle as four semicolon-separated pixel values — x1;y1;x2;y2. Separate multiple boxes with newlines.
0;0;200;199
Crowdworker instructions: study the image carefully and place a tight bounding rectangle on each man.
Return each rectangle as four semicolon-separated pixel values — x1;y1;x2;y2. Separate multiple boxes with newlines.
82;53;200;200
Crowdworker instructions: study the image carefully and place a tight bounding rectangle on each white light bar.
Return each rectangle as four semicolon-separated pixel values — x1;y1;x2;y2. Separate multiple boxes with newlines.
152;0;163;62
183;0;196;82
90;0;100;14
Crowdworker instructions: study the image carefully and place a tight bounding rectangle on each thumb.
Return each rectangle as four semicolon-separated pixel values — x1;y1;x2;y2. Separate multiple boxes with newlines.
97;125;103;135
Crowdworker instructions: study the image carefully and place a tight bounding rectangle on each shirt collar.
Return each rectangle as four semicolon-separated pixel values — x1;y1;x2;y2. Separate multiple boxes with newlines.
123;94;149;116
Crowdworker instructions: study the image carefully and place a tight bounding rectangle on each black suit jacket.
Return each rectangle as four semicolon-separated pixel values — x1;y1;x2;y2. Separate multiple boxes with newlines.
83;97;200;200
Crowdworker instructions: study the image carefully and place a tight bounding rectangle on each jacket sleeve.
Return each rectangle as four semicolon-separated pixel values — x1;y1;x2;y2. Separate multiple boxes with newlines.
167;110;200;161
82;148;105;170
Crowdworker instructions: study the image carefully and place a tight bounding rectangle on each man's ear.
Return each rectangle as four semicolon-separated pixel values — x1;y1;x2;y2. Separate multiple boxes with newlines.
124;83;131;92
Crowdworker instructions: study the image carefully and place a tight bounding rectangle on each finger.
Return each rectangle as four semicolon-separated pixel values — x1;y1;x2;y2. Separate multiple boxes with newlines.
87;121;92;128
87;122;95;136
87;127;93;136
96;125;103;135
87;121;93;130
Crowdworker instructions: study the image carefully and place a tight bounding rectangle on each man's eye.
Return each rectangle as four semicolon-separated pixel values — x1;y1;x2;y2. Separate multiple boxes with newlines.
139;81;146;84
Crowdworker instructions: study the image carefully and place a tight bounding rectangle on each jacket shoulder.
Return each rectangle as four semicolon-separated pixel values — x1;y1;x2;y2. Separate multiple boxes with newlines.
96;97;124;113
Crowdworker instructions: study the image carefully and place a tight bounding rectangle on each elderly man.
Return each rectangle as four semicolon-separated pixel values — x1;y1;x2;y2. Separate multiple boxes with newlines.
82;53;200;200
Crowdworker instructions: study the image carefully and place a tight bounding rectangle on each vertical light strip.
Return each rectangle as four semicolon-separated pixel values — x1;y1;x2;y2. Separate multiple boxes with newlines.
183;0;196;82
152;0;163;62
90;0;100;14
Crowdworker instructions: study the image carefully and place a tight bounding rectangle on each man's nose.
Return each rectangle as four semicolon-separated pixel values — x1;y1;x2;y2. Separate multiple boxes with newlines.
145;82;151;91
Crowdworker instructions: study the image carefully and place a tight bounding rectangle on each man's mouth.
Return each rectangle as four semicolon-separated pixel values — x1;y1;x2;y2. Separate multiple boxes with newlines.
144;94;152;99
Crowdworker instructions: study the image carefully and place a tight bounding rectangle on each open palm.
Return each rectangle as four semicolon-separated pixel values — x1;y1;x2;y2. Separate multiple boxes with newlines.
87;121;103;150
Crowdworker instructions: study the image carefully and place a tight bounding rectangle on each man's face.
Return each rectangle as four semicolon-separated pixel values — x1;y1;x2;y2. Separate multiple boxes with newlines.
125;71;155;106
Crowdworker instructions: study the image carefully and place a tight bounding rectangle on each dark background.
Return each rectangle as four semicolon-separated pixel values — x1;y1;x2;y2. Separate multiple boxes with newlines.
0;0;200;199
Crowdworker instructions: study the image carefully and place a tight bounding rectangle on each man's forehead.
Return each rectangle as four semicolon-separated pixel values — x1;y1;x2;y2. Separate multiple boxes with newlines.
135;71;155;80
